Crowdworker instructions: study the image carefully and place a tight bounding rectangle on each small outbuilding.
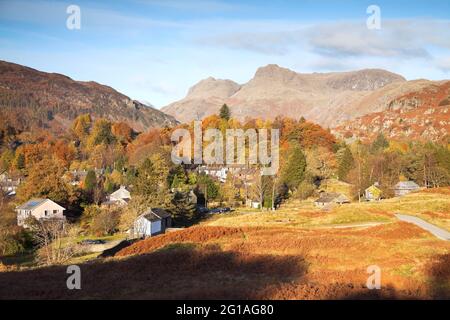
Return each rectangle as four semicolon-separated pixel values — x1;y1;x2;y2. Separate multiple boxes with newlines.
394;181;420;197
314;192;350;208
365;184;382;201
133;208;172;238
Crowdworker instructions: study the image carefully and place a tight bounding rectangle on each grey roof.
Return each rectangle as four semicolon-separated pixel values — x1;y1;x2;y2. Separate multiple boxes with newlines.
314;192;349;203
395;181;420;189
140;208;171;222
16;199;47;210
151;208;171;219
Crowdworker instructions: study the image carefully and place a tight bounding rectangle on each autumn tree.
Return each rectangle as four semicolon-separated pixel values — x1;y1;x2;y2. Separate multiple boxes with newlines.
305;147;337;186
112;122;133;144
71;114;92;142
90;208;120;236
221;172;239;205
29;219;80;266
250;172;272;210
88;119;116;147
16;157;75;205
53;139;76;168
0;149;14;172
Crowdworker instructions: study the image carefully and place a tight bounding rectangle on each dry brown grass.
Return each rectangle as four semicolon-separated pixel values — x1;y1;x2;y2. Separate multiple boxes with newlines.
117;226;243;256
1;222;448;299
420;187;450;196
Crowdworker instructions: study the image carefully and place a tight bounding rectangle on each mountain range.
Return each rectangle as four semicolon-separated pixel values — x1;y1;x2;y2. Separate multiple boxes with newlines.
0;60;448;141
162;64;449;141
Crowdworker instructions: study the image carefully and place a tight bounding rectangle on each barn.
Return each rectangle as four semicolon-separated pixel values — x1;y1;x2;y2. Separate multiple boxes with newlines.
394;181;420;197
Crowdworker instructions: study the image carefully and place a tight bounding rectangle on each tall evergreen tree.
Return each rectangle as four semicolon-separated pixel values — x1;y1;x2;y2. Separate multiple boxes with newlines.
134;159;159;196
219;104;231;120
170;191;197;226
84;170;97;192
133;157;171;207
14;153;25;171
280;143;307;190
371;133;389;153
169;165;187;190
338;146;355;181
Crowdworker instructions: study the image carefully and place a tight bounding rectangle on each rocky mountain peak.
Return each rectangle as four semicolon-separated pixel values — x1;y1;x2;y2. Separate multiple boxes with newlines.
253;64;298;82
326;69;406;91
186;77;241;99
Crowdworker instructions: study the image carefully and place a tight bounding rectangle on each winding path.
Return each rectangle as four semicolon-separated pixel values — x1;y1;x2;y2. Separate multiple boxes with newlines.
395;214;450;241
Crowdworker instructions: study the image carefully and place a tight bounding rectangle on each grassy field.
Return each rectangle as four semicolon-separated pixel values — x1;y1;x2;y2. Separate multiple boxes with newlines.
0;188;449;299
205;188;450;231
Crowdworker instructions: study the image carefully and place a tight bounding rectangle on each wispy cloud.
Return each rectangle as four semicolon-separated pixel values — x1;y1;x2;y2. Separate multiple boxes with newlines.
195;19;450;60
136;0;244;13
307;20;450;58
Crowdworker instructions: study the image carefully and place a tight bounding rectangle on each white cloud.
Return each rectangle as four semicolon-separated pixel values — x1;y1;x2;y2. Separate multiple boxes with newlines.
436;57;450;73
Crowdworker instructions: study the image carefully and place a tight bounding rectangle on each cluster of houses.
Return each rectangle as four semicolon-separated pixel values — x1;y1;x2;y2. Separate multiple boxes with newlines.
314;180;421;209
14;184;172;238
67;168;105;187
196;164;258;183
194;164;260;207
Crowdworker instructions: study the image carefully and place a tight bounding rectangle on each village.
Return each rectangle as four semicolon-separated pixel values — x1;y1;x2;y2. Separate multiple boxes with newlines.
1;161;428;253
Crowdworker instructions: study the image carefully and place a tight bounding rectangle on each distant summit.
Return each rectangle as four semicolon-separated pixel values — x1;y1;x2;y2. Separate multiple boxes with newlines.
162;64;410;126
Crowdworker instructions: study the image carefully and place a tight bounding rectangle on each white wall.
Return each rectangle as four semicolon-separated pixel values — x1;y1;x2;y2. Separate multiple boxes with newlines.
17;201;64;226
134;217;162;237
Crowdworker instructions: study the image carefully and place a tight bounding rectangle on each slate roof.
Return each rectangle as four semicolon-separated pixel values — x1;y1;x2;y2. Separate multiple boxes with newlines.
314;192;349;204
395;181;420;190
16;199;47;210
140;208;171;222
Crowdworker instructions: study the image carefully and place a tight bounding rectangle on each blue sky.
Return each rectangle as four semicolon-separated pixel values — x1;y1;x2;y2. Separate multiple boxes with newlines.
0;0;450;108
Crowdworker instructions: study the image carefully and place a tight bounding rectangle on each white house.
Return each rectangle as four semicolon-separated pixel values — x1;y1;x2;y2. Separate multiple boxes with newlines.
133;208;172;238
104;186;131;206
198;165;228;183
394;181;420;197
16;199;66;227
0;171;22;196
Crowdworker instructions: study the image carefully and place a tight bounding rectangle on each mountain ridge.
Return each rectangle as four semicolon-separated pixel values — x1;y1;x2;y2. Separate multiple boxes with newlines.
0;60;178;134
162;64;409;125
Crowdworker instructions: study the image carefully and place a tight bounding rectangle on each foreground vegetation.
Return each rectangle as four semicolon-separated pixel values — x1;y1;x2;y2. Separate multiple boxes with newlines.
1;188;449;299
1;220;448;299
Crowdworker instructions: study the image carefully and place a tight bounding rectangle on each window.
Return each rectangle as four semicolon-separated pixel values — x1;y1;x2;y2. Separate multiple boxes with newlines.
44;210;49;216
53;210;58;214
